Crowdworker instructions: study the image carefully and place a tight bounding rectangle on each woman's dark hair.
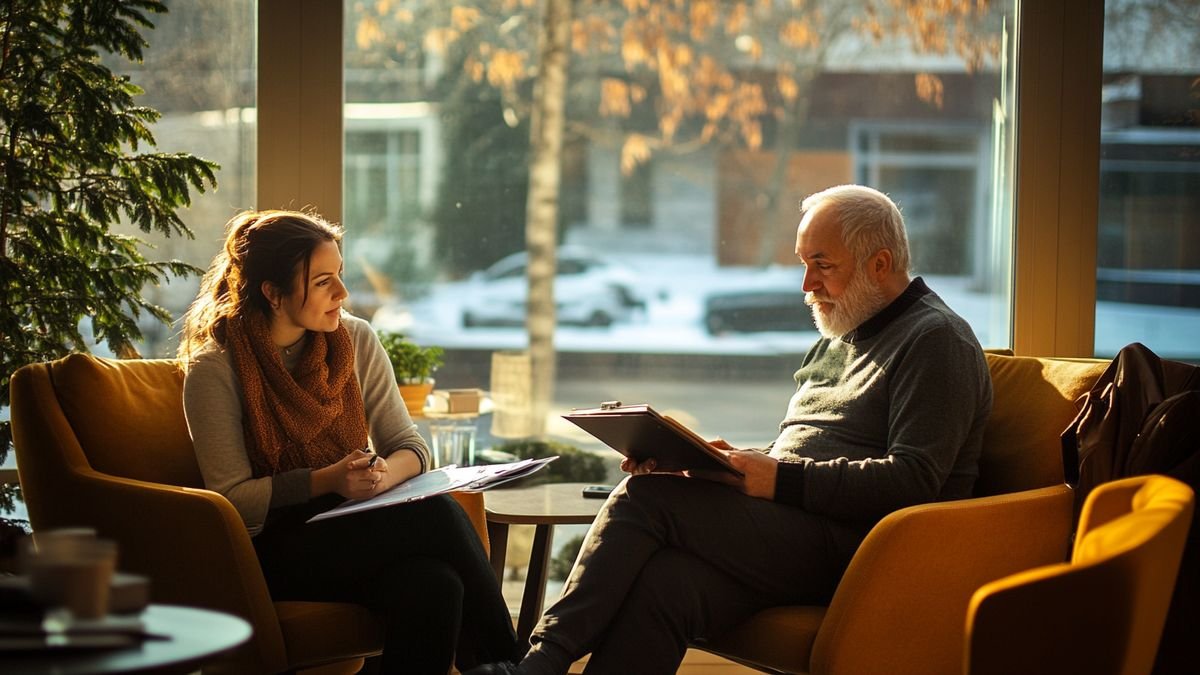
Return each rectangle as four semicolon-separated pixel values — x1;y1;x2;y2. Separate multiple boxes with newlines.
179;210;343;367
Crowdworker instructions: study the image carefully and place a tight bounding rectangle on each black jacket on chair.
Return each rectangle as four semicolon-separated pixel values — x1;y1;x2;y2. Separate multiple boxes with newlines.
1062;342;1200;675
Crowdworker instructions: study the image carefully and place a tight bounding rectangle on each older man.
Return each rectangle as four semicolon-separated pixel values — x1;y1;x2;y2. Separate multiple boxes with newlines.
469;184;992;675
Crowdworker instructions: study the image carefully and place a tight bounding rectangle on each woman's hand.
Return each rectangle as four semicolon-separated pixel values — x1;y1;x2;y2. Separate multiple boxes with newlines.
312;449;384;499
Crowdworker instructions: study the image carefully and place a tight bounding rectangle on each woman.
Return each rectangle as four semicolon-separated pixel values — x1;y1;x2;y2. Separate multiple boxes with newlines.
180;209;518;673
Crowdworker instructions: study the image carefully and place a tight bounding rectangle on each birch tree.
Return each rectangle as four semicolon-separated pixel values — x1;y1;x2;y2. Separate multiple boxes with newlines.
524;0;572;434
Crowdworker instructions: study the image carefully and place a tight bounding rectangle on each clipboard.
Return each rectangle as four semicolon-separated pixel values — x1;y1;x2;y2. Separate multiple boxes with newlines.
563;402;744;477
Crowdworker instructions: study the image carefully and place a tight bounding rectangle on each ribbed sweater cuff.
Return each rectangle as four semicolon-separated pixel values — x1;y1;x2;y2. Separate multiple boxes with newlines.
774;461;806;507
270;468;312;509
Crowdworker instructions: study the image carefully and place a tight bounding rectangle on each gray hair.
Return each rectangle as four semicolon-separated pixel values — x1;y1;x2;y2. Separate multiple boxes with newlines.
800;184;910;275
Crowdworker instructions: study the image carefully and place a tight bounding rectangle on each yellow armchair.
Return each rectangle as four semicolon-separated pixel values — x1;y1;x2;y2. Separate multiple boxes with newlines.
10;353;490;674
966;474;1194;675
697;353;1111;675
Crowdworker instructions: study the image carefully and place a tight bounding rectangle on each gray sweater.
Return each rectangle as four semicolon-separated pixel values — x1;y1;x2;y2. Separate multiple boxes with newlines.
183;314;430;536
771;278;992;525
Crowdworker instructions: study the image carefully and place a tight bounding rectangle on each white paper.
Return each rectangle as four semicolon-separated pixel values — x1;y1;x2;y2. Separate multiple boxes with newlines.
307;457;557;523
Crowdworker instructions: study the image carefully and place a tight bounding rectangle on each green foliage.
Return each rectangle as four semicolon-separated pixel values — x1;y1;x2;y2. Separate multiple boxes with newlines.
549;532;585;582
493;439;608;487
0;1;218;469
376;331;444;384
0;485;24;532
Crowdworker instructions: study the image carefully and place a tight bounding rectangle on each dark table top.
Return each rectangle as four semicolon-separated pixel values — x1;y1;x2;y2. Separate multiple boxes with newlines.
484;481;608;525
0;604;253;675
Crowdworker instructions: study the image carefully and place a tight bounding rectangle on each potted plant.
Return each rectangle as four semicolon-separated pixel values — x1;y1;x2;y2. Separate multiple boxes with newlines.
377;331;444;417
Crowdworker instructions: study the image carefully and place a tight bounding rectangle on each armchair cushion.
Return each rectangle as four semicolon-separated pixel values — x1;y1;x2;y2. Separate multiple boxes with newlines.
276;601;384;667
976;354;1109;496
699;606;825;673
51;354;203;488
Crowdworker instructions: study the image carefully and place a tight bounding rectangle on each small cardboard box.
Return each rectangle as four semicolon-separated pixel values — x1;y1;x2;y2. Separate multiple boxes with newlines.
446;388;483;414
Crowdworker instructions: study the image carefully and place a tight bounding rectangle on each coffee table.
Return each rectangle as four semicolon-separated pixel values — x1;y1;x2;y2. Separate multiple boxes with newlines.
485;481;607;644
0;604;252;674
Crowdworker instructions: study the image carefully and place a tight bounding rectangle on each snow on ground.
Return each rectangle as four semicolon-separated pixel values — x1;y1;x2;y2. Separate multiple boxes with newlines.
374;253;1200;360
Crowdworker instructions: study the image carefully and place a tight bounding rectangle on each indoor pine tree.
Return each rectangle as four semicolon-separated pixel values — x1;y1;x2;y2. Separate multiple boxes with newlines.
0;0;217;543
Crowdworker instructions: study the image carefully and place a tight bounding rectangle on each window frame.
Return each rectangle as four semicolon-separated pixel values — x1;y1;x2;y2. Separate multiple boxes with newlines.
1012;0;1104;356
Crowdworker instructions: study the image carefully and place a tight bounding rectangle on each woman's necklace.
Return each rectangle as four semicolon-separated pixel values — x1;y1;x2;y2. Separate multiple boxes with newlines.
281;333;306;356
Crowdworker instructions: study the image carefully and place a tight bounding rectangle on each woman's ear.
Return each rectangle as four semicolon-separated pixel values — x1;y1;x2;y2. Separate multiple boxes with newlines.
261;281;281;311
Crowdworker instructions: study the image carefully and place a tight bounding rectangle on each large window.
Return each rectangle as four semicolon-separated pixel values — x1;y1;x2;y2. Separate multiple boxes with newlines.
1095;0;1200;360
344;1;1018;430
343;104;440;320
854;121;1006;344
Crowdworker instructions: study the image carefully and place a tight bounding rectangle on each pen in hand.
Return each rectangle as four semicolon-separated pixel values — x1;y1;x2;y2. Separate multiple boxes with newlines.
362;448;382;492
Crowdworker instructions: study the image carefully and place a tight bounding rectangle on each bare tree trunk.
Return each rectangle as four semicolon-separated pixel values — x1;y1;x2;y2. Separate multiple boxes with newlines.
751;1;851;267
524;0;571;436
753;67;818;267
753;1;851;267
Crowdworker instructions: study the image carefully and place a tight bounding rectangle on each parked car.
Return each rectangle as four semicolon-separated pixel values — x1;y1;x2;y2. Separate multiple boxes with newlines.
461;247;648;328
703;270;816;335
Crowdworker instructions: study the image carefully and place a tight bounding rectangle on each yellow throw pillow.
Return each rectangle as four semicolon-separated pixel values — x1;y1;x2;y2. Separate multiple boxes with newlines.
977;354;1109;496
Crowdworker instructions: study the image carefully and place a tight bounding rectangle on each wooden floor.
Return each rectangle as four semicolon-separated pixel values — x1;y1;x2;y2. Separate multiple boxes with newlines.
567;648;761;674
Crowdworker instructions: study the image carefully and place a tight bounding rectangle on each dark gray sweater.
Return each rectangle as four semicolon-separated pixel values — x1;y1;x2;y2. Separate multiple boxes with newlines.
772;277;992;525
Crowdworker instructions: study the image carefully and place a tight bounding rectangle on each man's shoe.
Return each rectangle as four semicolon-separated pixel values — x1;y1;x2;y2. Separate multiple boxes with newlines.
461;661;520;675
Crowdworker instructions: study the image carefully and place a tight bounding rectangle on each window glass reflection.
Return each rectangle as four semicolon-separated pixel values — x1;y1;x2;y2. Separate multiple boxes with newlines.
109;0;258;358
1096;0;1200;360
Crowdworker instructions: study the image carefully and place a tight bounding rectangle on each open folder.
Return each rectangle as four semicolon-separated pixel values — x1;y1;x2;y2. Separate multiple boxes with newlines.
307;457;557;523
563;403;744;477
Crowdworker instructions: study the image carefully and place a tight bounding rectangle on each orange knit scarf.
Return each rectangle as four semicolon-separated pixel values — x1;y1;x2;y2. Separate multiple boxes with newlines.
226;311;368;477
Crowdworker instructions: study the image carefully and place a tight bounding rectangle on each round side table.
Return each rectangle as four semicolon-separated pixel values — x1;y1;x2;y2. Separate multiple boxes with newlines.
484;482;607;644
0;604;253;674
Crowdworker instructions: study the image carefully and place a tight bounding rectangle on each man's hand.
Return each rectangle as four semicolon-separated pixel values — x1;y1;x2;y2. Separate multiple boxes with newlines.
620;456;686;476
620;456;657;475
691;438;778;500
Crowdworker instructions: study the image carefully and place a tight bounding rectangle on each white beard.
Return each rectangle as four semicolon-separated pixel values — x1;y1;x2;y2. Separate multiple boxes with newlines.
806;270;889;339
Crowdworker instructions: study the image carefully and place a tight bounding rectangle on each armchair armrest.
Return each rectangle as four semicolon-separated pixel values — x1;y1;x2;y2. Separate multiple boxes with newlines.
449;490;489;553
811;485;1073;675
11;362;284;669
1072;478;1144;554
